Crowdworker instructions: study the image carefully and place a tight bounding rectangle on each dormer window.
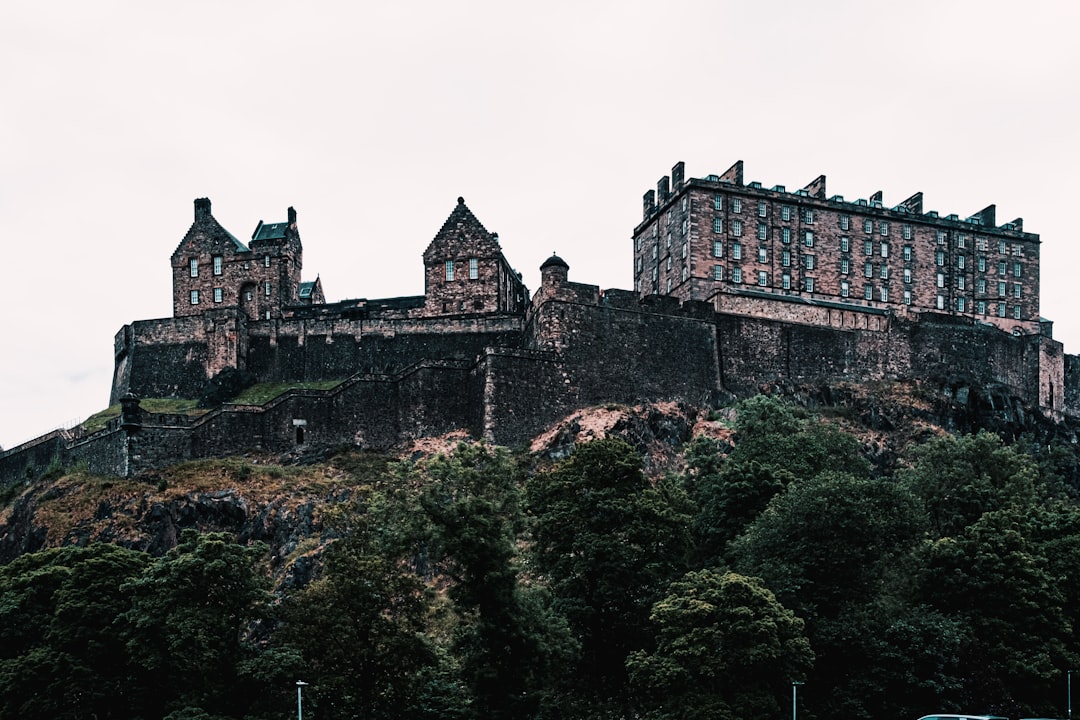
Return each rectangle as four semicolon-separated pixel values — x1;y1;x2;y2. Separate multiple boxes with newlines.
189;258;198;277
445;259;455;281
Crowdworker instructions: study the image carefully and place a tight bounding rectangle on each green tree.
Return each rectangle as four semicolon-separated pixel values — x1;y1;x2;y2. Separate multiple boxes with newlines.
275;493;455;720
913;505;1074;715
899;429;1039;538
0;543;150;720
526;438;692;703
415;443;576;720
123;530;274;719
627;569;813;720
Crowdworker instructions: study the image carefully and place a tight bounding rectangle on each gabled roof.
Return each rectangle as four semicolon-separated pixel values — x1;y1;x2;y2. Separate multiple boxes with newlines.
423;197;504;261
252;221;288;242
171;199;249;260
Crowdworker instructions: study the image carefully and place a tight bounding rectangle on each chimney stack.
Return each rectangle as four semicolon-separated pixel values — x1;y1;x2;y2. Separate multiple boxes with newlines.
194;197;211;221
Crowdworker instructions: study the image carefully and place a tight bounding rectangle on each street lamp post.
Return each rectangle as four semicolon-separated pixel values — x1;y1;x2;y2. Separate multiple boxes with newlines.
1068;669;1073;720
296;680;308;720
792;680;804;720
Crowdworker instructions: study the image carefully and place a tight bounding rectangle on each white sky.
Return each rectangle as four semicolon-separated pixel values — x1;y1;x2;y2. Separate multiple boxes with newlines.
1;0;1078;450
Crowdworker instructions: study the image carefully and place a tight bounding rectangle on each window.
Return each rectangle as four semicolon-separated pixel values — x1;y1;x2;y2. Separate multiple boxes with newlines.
864;262;873;278
681;219;688;236
1013;244;1022;257
666;279;671;293
732;242;742;260
957;277;966;290
978;256;987;272
998;240;1007;254
469;257;479;280
998;281;1006;297
213;287;223;303
190;289;199;305
804;231;814;247
937;231;947;245
264;255;271;267
864;284;873;300
840;215;851;231
758;201;768;217
758;247;768;263
782;206;792;221
841;281;850;297
732;267;742;283
1013;262;1022;277
681;196;688;212
840;236;850;253
713;240;723;258
863;219;873;234
903;268;912;284
212;256;223;275
977;278;986;293
998;302;1006;317
880;287;889;303
782;273;791;290
1014;305;1022;319
864;240;873;256
958;255;966;270
957;234;967;249
805;254;816;270
732;219;743;237
805;277;815;292
758;222;767;240
841;258;850;274
732;198;742;214
880;242;889;258
1013;283;1021;298
713;264;723;280
978;300;986;315
903;245;912;262
804;209;815;224
977;237;988;251
782;227;792;244
782;250;791;267
998;260;1007;275
936;251;945;267
937;273;945;288
957;297;966;312
652;243;658;259
758;271;768;286
904;290;912;305
189;258;198;277
880;265;889;280
713;194;722;210
902;224;912;240
880;221;889;236
265;281;271;296
937;294;945;310
682;266;688;281
445;259;455;280
713;217;723;233
666;257;671;271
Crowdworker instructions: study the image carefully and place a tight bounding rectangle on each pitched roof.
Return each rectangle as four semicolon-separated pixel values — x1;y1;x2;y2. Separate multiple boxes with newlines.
423;197;504;261
252;221;288;242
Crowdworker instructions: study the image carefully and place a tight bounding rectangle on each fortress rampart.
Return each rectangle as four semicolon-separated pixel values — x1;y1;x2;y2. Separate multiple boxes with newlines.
0;168;1073;482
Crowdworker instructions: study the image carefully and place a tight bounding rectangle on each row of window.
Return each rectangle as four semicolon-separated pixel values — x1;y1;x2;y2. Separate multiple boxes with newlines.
189;255;274;278
189;282;272;305
444;258;481;281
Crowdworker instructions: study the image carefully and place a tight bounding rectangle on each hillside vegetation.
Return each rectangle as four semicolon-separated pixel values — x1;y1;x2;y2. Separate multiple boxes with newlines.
2;389;1079;720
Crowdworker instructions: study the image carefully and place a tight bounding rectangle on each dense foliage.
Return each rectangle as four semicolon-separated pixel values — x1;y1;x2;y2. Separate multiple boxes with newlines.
3;396;1080;720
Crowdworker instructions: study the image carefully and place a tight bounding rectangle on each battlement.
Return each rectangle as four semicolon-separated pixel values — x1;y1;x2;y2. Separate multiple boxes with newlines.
0;164;1071;483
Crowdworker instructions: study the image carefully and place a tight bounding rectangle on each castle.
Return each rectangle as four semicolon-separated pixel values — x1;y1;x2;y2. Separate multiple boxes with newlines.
0;162;1072;480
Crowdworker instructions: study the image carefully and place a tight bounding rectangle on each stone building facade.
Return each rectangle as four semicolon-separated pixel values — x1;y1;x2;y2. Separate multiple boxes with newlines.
634;161;1041;336
0;166;1073;481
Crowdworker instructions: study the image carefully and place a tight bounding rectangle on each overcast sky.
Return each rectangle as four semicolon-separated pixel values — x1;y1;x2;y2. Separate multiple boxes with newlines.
2;0;1077;450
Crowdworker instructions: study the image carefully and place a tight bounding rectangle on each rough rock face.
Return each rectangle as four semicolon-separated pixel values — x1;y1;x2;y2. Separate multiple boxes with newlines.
0;382;1074;581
